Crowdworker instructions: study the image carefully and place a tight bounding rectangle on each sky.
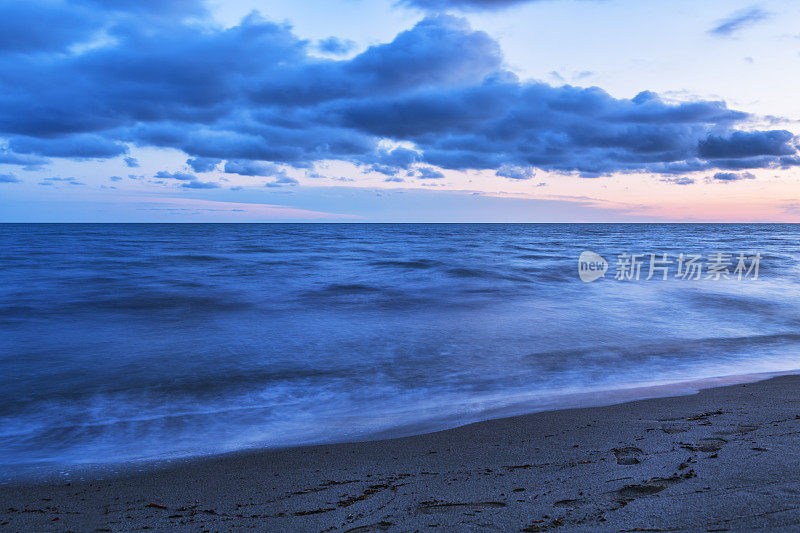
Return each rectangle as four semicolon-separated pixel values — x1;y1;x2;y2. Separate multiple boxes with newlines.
1;0;800;222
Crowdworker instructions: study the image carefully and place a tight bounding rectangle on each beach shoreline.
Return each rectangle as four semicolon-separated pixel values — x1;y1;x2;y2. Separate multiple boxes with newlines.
4;368;796;485
4;373;800;531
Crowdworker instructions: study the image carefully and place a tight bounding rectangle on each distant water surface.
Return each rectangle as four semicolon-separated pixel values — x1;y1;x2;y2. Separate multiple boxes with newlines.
1;223;799;477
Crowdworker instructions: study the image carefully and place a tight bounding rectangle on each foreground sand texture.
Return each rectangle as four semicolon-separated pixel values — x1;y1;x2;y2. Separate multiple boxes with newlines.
3;375;800;531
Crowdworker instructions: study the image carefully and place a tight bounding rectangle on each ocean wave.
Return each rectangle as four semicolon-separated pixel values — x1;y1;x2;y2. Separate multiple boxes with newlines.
2;223;800;475
369;259;441;269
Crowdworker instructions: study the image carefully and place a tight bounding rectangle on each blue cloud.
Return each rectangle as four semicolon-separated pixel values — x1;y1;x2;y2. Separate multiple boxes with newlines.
0;5;795;182
9;135;127;159
181;180;220;189
0;0;103;54
155;170;195;181
40;176;85;185
0;173;20;183
187;157;221;172
709;7;770;37
224;159;280;176
316;37;357;55
364;146;421;175
77;0;207;16
781;155;800;167
699;130;795;159
399;0;543;10
661;176;696;185
709;171;755;182
0;148;47;169
265;174;299;187
497;165;533;180
417;167;445;179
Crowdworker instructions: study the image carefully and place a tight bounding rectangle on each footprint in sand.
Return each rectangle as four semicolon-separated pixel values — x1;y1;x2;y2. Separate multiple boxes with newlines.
686;410;724;421
661;423;690;434
553;498;588;508
345;521;394;532
616;470;696;499
715;424;759;437
683;438;727;453
417;501;507;515
613;446;644;465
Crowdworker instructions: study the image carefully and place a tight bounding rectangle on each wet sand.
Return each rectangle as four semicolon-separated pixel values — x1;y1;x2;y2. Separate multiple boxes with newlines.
3;374;800;531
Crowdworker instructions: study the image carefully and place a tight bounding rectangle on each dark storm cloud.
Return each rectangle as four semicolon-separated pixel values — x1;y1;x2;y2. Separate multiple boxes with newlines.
0;4;796;182
709;7;770;37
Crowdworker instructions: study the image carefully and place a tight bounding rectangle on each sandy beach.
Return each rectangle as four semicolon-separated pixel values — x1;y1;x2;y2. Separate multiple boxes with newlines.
3;374;800;532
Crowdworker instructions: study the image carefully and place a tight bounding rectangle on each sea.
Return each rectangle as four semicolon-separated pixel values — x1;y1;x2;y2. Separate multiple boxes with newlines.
1;223;799;479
